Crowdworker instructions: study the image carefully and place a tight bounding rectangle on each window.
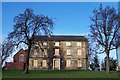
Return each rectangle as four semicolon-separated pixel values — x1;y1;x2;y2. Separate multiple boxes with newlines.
43;42;47;46
55;49;59;55
55;42;59;46
44;49;47;55
42;60;47;67
83;48;85;54
66;42;71;46
66;49;71;55
66;59;71;67
33;60;38;67
34;49;38;55
77;49;82;55
19;54;24;62
83;42;86;47
78;60;82;67
77;42;82;47
54;59;59;67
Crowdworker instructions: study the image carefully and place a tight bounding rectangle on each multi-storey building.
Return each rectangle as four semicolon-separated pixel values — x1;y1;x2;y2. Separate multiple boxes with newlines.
29;35;88;70
116;38;120;71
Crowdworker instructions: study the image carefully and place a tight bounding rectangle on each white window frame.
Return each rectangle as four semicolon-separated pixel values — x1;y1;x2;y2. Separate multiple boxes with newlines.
55;42;59;46
54;59;59;68
42;60;47;67
55;49;59;56
66;59;71;67
66;49;71;55
78;59;82;67
43;42;47;46
77;42;82;47
33;59;38;67
66;42;71;46
53;59;60;70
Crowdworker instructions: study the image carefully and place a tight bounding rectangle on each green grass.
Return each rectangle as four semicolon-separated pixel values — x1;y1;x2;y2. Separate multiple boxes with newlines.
2;70;119;78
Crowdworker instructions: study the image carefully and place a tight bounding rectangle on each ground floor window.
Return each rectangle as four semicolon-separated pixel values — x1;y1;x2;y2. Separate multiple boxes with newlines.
42;60;47;67
33;59;38;67
54;59;59;68
66;59;71;67
78;59;82;67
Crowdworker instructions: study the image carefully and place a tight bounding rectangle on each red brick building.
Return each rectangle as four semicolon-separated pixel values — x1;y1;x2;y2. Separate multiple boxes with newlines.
5;49;27;70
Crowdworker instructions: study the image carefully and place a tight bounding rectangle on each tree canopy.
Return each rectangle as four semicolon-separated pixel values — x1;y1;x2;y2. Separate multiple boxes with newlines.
8;8;54;73
89;4;120;73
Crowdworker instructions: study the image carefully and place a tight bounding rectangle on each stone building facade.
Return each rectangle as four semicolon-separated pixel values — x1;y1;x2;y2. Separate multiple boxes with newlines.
29;35;88;70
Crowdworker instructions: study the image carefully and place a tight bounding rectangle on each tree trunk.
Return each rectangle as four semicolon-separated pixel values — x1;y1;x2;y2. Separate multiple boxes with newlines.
24;42;32;74
106;50;110;73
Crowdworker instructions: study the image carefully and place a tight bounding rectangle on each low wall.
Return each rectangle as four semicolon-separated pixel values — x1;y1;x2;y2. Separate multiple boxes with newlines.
5;62;25;70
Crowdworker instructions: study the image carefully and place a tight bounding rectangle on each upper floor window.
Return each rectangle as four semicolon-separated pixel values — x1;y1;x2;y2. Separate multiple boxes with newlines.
43;42;47;46
55;42;59;46
82;48;86;54
77;42;82;47
77;49;82;55
34;49;38;55
83;42;86;47
19;54;24;62
66;49;71;55
55;49;59;56
66;42;71;46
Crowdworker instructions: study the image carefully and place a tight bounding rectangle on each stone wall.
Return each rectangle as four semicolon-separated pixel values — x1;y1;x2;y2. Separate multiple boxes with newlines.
29;40;88;70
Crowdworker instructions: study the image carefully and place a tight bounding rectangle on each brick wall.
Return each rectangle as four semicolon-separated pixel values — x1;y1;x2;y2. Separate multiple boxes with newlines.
5;49;27;70
5;62;25;70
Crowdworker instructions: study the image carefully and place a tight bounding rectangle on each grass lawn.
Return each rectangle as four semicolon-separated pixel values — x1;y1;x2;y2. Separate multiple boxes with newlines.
2;70;119;79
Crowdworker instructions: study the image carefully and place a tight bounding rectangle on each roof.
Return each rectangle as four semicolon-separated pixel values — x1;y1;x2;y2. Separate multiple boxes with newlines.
13;49;27;58
34;35;88;41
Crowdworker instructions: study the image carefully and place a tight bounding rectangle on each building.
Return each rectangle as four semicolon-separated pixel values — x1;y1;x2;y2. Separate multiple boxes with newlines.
116;38;120;71
29;35;88;70
5;49;27;70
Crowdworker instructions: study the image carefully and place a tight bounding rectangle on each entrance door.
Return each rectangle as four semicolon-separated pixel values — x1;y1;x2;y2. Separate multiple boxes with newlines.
53;59;60;70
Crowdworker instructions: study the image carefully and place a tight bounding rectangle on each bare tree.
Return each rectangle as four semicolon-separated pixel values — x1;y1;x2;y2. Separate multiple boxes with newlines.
1;38;15;66
89;4;120;73
8;8;54;74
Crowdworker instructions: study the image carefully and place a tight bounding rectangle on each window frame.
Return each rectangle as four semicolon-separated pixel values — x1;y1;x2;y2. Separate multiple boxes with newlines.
66;49;71;55
77;42;82;47
66;59;71;67
78;59;82;67
33;59;38;67
19;54;24;62
42;59;47;67
55;49;59;56
55;42;59;46
66;42;71;47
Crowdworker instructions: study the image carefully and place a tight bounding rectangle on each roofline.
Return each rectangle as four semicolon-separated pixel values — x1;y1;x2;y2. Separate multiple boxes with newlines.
35;35;87;37
34;35;88;42
13;48;24;58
